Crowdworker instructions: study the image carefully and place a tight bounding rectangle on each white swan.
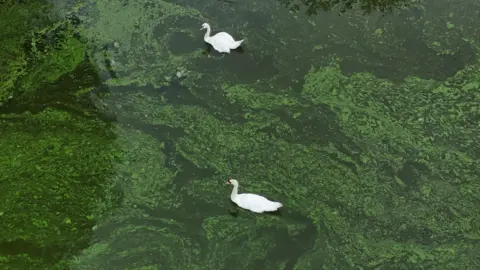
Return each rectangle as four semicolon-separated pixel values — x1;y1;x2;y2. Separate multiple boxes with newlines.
200;23;244;54
226;179;283;213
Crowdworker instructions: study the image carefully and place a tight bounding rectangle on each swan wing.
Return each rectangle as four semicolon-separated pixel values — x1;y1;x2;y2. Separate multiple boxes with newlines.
212;32;235;43
235;193;282;213
210;40;230;53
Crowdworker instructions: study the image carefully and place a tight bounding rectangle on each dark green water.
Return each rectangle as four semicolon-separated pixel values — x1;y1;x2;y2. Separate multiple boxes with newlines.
1;0;479;269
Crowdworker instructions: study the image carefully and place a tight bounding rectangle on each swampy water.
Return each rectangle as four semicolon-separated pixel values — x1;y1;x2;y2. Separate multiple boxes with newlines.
1;0;479;269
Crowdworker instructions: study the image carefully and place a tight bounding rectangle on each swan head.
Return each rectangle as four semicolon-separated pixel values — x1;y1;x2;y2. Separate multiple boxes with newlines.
226;179;238;185
200;23;210;30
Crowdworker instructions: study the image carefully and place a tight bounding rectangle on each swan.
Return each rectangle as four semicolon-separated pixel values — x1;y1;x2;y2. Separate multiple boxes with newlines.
226;179;283;213
200;23;244;54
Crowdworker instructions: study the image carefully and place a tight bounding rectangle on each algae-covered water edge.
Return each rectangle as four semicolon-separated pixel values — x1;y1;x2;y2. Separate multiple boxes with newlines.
1;0;479;269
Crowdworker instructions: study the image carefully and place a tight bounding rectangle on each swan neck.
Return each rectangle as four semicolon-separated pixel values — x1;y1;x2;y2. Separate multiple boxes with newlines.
204;25;211;41
230;183;239;200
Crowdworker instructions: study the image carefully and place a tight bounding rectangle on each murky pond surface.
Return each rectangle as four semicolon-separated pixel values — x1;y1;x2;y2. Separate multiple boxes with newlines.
1;0;479;269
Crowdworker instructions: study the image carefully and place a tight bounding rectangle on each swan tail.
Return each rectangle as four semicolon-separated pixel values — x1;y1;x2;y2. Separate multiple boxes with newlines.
273;202;283;209
266;202;283;212
231;39;244;49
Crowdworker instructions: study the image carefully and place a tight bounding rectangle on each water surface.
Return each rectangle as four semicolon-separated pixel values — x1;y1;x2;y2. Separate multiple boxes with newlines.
1;0;479;269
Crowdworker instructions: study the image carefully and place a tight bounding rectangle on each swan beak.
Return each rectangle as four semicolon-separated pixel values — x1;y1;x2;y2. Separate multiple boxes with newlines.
226;181;231;184
200;27;204;30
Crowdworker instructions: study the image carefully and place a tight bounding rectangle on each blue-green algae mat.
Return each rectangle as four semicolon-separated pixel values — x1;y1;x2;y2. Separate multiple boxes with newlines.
1;0;479;269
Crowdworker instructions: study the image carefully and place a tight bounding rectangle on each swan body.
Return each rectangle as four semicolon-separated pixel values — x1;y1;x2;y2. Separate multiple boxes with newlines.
201;23;244;54
226;179;283;213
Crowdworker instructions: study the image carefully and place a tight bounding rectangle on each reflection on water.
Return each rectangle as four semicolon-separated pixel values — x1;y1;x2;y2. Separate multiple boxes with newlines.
1;0;479;269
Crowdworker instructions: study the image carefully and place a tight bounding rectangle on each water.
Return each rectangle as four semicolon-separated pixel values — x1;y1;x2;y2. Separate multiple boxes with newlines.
1;0;479;269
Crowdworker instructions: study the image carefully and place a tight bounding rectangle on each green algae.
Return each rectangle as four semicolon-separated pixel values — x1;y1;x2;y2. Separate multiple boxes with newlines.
81;0;206;88
201;215;305;269
1;0;480;269
0;108;118;267
72;0;479;268
279;0;414;14
113;127;183;211
20;29;87;96
0;2;116;267
0;1;89;109
72;224;200;269
108;58;479;268
69;127;199;269
0;1;41;103
297;62;480;268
